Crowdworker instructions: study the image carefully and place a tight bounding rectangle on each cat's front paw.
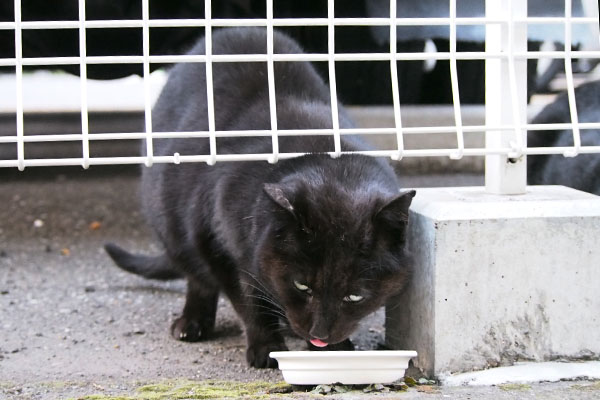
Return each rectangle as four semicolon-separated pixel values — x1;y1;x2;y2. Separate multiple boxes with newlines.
246;341;288;369
170;316;213;342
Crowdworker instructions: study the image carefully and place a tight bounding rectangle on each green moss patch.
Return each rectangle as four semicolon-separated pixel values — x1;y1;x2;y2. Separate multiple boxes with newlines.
76;380;293;400
498;383;531;392
570;381;600;392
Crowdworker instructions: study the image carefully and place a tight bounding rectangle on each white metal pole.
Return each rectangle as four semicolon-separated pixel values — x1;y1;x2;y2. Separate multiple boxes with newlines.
327;0;341;157
204;0;217;166
563;0;581;158
266;0;279;164
449;0;465;161
13;0;24;171
142;0;154;167
78;0;90;169
388;0;405;161
485;0;528;194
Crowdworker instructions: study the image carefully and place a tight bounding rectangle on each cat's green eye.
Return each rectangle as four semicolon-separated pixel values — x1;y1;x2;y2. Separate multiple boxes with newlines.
294;280;312;294
343;294;364;303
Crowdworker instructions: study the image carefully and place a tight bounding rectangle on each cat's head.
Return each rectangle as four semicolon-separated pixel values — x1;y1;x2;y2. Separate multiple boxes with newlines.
257;177;415;347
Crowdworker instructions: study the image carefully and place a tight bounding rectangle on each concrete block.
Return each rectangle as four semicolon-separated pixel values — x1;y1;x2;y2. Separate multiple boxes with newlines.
386;185;600;377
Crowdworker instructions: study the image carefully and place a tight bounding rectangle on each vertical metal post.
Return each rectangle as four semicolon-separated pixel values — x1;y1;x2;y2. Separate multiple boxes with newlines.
562;0;581;158
449;0;465;161
266;0;279;164
204;0;217;166
78;0;90;169
142;0;154;167
14;0;25;171
327;0;341;157
485;0;528;194
389;0;405;161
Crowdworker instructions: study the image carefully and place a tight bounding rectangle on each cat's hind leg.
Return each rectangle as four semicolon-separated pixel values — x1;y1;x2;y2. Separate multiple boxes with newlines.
171;276;219;342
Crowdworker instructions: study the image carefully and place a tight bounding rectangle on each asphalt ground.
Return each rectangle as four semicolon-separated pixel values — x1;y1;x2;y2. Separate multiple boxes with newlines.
1;166;599;399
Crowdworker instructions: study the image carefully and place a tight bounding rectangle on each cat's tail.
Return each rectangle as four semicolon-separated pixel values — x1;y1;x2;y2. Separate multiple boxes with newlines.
104;243;183;280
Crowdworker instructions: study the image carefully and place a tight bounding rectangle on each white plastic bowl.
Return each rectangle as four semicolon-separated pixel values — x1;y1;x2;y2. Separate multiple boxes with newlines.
269;350;418;385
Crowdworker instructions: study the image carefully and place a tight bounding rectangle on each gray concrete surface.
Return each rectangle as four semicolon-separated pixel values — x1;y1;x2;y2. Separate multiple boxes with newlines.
388;186;600;376
1;167;598;399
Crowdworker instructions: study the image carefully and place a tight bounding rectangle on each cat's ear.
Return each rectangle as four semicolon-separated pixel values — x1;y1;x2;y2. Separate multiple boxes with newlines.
374;190;416;232
263;183;295;215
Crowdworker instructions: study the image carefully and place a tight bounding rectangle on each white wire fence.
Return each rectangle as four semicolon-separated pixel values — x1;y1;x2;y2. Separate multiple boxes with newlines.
0;0;599;193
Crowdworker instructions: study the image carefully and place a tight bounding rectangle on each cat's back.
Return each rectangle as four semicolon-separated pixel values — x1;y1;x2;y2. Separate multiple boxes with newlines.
151;28;327;135
528;80;600;194
141;28;335;237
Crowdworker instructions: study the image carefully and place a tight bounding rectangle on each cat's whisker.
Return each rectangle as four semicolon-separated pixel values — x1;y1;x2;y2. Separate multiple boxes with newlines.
385;300;409;314
243;297;286;314
237;301;288;323
262;319;289;332
379;329;410;344
244;294;287;318
239;278;278;301
239;269;273;292
357;264;386;277
238;272;286;313
238;283;286;312
241;281;277;303
239;269;275;294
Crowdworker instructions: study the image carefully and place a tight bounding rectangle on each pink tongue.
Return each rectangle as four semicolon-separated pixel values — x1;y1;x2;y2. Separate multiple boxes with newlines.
310;339;329;348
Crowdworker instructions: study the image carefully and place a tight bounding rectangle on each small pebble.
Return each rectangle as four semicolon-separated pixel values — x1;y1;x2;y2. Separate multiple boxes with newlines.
89;221;102;230
33;219;44;228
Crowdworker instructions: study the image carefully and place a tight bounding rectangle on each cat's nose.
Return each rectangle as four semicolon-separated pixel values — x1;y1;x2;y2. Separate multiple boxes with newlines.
309;326;329;341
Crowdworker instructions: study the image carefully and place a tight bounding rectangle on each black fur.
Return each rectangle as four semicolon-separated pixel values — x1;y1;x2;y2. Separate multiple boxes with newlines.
104;243;182;280
105;28;415;368
528;80;600;195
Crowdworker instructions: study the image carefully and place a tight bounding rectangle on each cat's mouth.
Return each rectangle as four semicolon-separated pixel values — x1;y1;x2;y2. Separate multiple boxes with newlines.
309;338;329;348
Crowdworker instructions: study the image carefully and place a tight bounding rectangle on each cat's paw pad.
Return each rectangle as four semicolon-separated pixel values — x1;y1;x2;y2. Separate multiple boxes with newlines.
246;342;288;369
170;316;211;342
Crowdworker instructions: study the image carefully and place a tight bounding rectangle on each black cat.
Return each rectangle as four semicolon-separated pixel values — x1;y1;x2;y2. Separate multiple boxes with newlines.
528;80;600;195
105;27;415;368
